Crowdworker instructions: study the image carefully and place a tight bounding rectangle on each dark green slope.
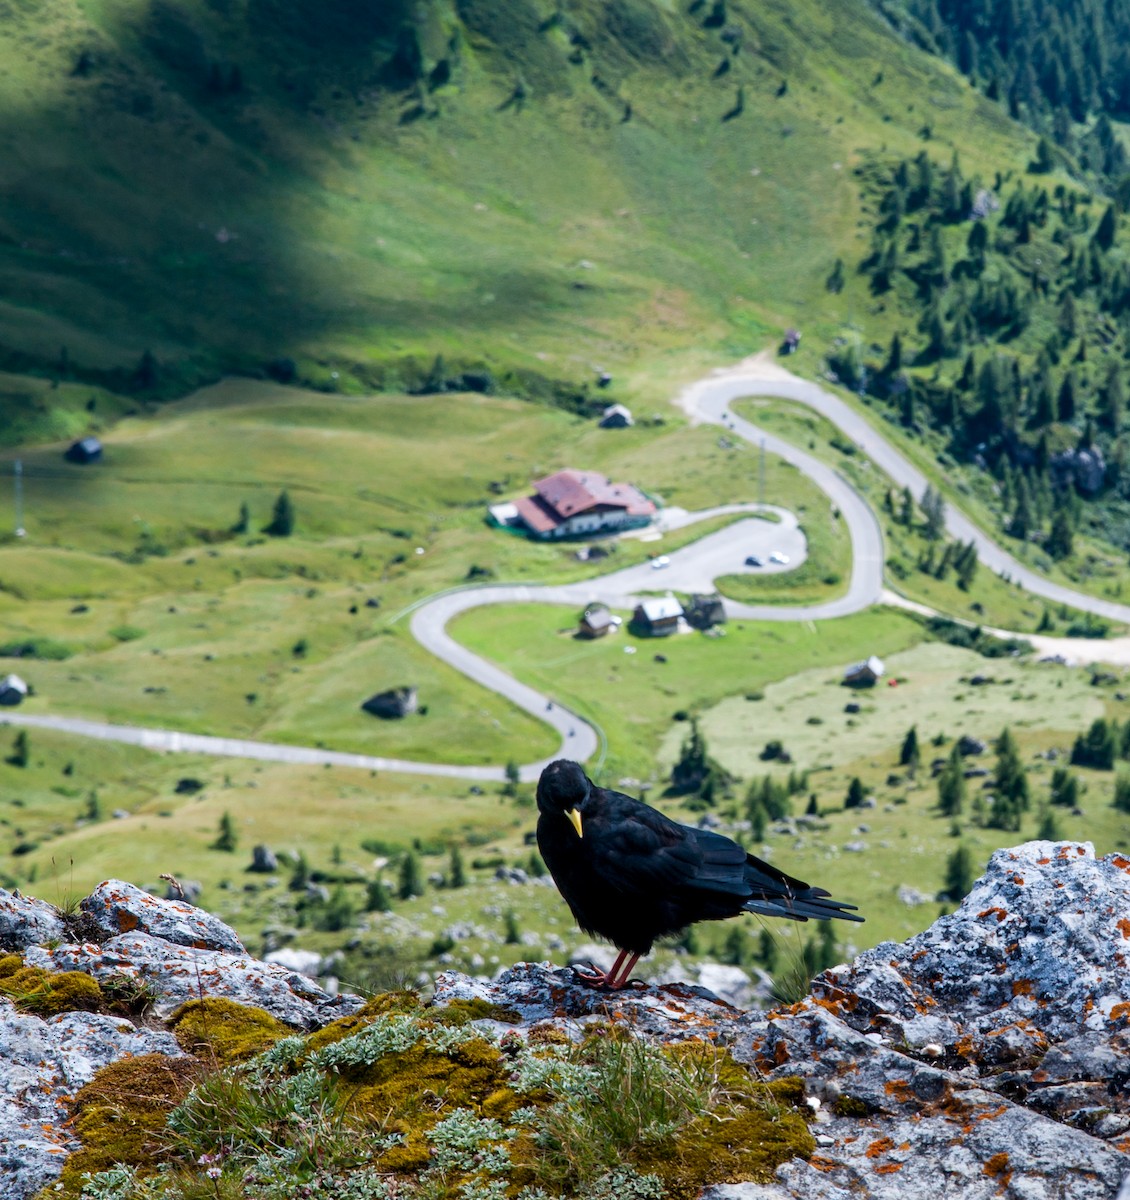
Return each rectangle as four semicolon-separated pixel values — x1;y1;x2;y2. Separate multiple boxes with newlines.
0;0;1025;393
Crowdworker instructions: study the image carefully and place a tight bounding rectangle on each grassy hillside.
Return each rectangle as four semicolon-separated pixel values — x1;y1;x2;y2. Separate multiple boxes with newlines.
0;0;1027;398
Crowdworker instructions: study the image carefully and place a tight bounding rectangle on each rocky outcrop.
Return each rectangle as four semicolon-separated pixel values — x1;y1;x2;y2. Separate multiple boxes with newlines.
0;843;1128;1199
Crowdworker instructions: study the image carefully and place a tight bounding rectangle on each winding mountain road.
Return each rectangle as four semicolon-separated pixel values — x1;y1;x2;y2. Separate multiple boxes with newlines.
6;355;1130;782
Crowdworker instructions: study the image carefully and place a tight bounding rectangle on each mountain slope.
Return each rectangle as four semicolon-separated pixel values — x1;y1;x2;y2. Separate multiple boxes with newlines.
0;0;1029;393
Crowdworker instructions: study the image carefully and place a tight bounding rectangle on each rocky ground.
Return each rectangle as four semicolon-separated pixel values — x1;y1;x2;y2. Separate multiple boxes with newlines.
1;841;1128;1199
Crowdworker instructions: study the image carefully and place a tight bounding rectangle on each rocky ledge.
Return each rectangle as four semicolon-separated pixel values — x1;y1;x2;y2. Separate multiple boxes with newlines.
0;842;1128;1200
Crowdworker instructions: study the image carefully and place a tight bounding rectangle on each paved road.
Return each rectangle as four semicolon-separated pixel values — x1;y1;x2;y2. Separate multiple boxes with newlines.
9;354;1130;781
684;355;1130;624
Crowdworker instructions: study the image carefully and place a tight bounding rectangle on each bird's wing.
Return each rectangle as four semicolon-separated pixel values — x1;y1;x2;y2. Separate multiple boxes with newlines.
585;798;751;898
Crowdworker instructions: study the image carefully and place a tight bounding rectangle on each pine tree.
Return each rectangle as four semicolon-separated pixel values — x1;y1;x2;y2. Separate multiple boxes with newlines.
449;846;467;888
937;746;966;816
84;790;101;821
8;730;29;768
1046;509;1074;560
826;259;845;293
1029;371;1055;427
1113;772;1130;813
899;726;920;769
1071;718;1118;769
289;852;310;892
265;490;295;537
942;844;975;901
1048;766;1080;808
1095;203;1118;252
885;332;903;375
504;909;521;944
671;719;709;794
1032;136;1055;173
212;810;238;852
398;851;424;900
365;878;391;912
844;777;866;809
232;501;250;535
746;793;767;841
921;487;946;541
1100;363;1125;432
955;540;979;591
503;761;521;797
994;728;1030;810
899;486;914;526
318;885;355;932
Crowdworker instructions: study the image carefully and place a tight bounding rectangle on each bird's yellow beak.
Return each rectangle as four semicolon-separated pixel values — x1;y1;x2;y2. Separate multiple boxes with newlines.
565;807;583;839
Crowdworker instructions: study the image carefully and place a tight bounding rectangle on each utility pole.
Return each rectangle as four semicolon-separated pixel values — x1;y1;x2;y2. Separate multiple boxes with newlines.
14;459;24;538
759;438;766;507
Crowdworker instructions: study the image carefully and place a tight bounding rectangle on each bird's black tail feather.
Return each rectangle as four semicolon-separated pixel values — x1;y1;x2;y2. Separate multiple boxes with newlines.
742;856;865;923
743;890;864;923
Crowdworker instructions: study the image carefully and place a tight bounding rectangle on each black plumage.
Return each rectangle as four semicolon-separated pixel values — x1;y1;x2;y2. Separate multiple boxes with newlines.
536;758;863;989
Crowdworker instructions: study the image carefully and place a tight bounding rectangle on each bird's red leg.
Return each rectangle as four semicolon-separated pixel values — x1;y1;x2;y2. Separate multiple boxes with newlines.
573;948;628;988
606;952;640;990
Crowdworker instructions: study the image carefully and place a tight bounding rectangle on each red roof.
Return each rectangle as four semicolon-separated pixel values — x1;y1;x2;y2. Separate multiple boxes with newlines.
532;469;655;520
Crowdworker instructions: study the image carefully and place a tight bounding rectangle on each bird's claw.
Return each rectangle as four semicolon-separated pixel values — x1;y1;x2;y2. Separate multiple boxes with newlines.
571;964;615;988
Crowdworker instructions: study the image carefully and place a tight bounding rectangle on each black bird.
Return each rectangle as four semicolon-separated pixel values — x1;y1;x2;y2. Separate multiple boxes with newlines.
536;759;864;989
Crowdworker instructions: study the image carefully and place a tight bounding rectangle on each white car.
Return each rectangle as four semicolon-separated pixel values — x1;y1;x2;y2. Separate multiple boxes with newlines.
769;551;790;565
650;555;671;570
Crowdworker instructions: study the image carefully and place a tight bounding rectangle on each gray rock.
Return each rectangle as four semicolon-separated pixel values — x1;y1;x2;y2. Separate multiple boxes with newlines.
958;734;987;755
0;890;65;951
0;1000;181;1199
166;879;202;904
734;840;1130;1197
23;935;362;1029
249;844;278;873
264;947;323;975
79;879;244;953
434;961;748;1044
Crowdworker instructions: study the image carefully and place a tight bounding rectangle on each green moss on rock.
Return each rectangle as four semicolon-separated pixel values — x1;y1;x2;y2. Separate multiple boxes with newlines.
169;998;292;1063
0;964;104;1016
833;1093;872;1118
638;1077;816;1198
48;1054;198;1198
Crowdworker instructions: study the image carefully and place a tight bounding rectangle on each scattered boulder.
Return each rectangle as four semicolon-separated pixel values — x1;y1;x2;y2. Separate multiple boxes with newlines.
79;880;240;952
0;890;65;951
494;866;528;885
248;844;279;873
958;734;987;756
166;879;202;904
361;685;418;719
1052;444;1106;495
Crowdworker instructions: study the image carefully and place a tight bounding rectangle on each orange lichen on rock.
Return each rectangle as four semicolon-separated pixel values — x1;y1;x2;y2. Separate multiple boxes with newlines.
983;1151;1012;1189
1011;979;1034;997
865;1137;895;1158
977;907;1008;922
876;1162;904;1174
884;1080;914;1103
1110;1001;1130;1023
1117;918;1130;939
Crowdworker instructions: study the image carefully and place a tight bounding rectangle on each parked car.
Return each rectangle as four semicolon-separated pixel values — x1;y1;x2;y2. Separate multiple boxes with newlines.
769;551;790;565
650;555;671;570
744;554;763;567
